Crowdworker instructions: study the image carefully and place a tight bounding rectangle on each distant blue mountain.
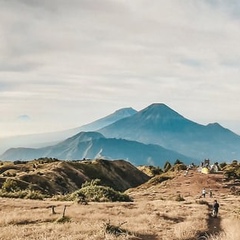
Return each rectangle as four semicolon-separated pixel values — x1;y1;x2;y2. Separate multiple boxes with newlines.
0;131;193;166
2;103;240;164
0;107;137;155
76;107;137;132
98;103;240;162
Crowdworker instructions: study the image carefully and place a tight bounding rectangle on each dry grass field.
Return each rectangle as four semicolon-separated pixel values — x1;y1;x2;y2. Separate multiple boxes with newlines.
0;168;239;240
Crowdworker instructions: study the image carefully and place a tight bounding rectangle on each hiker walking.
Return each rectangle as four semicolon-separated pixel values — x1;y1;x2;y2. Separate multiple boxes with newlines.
202;188;206;198
212;200;219;217
209;189;213;198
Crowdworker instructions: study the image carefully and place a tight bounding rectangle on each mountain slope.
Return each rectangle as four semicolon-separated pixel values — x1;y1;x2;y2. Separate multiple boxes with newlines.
75;107;137;132
0;158;150;194
98;103;240;161
0;132;193;166
0;107;137;155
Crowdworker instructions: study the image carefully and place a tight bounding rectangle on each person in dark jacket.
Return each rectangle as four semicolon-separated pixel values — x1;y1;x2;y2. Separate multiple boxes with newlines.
213;200;219;217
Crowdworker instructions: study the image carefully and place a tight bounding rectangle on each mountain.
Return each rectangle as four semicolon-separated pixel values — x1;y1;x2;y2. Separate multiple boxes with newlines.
0;107;137;155
98;103;240;161
76;107;137;132
0;131;193;166
2;103;240;164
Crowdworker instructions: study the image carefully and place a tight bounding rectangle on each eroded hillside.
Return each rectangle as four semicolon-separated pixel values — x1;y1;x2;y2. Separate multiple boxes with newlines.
0;158;150;196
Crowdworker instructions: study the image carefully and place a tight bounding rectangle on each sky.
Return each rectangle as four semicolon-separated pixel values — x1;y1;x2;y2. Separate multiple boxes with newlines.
1;0;240;137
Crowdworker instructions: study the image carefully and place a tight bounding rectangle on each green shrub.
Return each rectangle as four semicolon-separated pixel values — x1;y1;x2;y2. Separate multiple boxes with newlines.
36;157;59;164
231;160;238;166
2;179;20;192
219;162;227;169
52;194;74;201
235;167;240;178
148;174;173;185
13;160;27;165
174;159;183;165
151;166;163;175
170;164;187;172
0;189;45;200
163;161;172;172
25;190;45;200
222;162;240;179
81;178;101;188
72;185;132;202
175;194;185;201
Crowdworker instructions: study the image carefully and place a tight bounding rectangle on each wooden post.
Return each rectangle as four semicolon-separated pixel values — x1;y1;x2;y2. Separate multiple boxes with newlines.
48;205;56;214
62;205;67;217
51;206;56;214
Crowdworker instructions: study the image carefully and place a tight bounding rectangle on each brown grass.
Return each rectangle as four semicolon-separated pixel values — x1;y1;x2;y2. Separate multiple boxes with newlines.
0;169;239;240
0;197;211;240
209;218;240;240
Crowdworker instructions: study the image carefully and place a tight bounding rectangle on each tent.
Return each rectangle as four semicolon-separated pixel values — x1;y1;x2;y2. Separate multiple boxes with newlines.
201;167;209;174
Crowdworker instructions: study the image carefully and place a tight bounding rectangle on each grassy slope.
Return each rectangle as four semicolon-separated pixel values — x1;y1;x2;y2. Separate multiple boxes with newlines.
0;158;150;195
0;166;239;239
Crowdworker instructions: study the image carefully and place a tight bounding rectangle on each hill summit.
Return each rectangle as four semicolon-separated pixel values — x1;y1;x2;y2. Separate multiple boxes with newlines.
140;103;185;121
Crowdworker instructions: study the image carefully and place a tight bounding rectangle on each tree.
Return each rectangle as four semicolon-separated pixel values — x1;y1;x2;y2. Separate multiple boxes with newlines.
163;161;172;172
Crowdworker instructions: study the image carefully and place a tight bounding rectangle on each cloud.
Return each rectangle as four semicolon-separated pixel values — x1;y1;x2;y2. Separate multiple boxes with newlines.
1;0;240;136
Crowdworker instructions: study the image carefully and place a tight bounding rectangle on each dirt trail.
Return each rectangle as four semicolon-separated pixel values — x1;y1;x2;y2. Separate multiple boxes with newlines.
130;168;229;201
208;215;222;234
129;168;240;239
170;170;239;238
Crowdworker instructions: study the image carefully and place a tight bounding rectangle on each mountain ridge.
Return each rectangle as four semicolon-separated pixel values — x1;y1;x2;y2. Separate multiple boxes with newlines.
0;107;137;155
0;131;193;166
1;103;240;164
98;103;240;161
